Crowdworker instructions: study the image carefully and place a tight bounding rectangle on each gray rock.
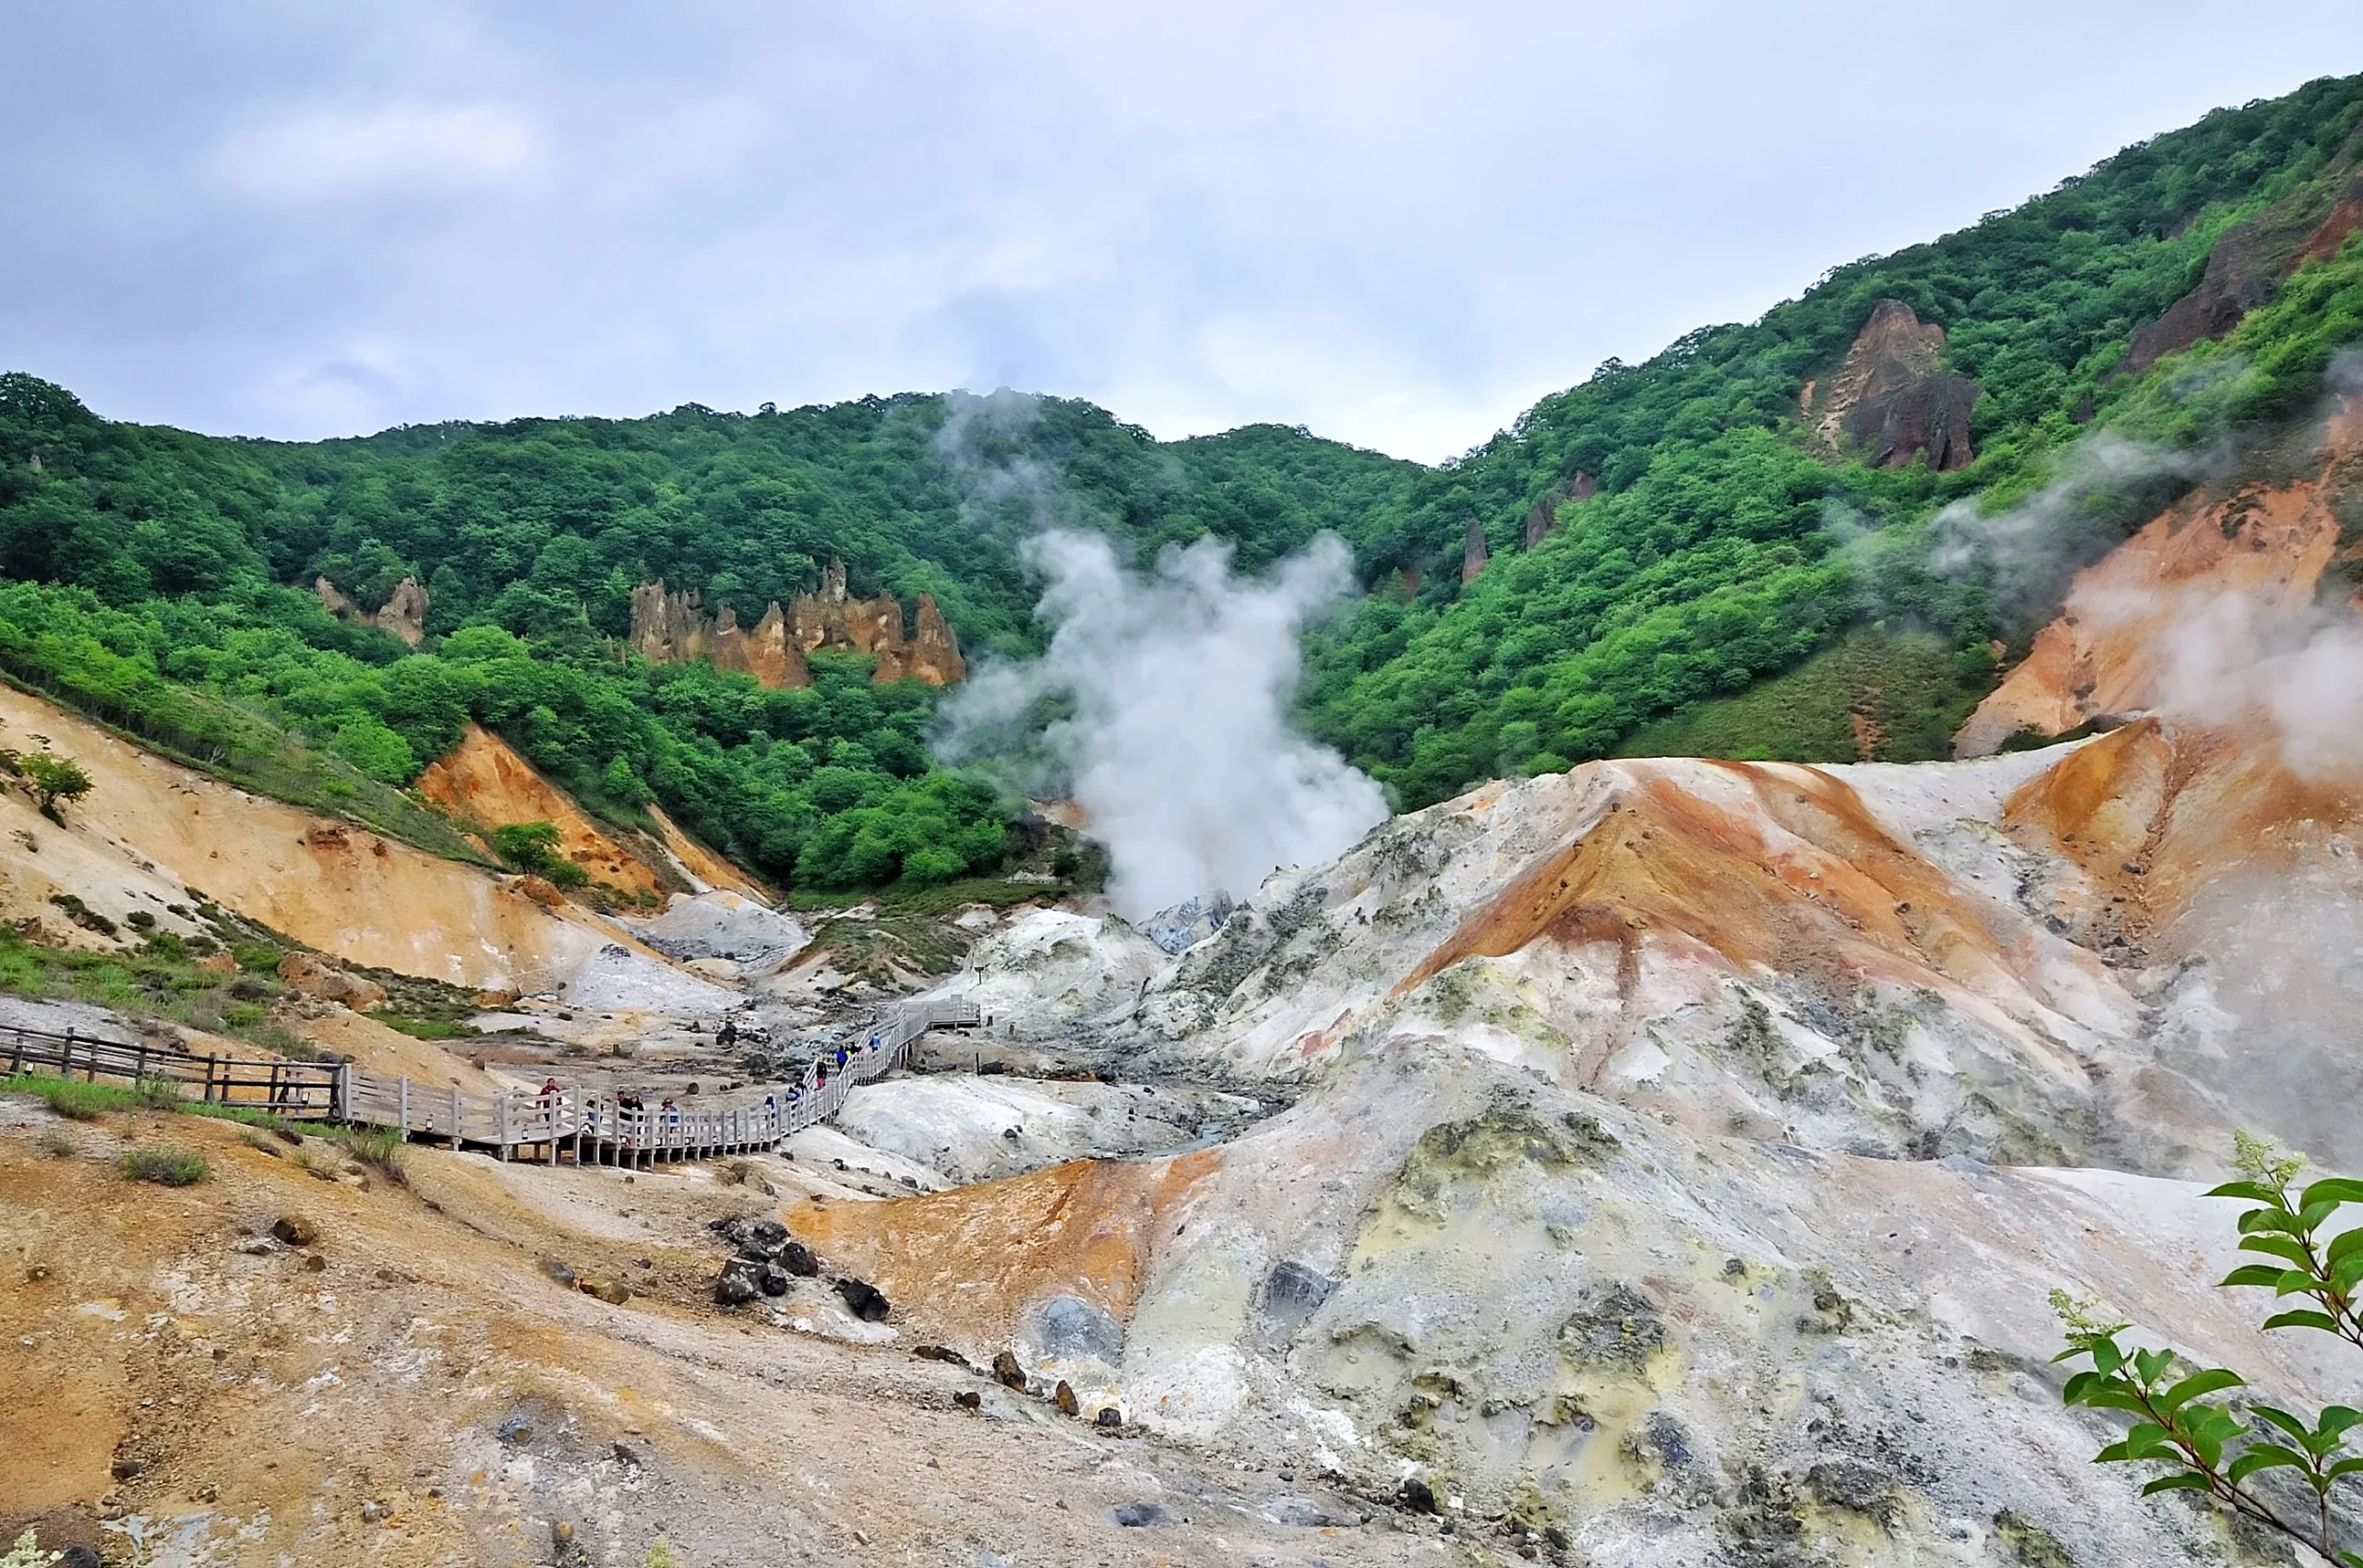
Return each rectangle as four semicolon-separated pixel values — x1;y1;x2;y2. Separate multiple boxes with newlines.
1143;892;1234;955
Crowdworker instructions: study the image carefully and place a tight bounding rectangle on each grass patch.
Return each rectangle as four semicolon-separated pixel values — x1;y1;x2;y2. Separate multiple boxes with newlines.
0;923;301;1051
2;1072;145;1119
1618;625;1996;765
121;1146;209;1185
330;1124;408;1184
376;1013;477;1041
787;875;1074;917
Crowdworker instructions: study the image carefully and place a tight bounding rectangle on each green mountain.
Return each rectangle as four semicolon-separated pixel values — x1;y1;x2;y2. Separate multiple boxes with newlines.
3;70;2360;888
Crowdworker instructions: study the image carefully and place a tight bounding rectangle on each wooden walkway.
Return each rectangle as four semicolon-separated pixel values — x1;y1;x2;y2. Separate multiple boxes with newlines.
2;998;979;1167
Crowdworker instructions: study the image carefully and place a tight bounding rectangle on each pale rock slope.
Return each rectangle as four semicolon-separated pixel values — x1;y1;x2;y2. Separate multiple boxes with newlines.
0;684;696;994
813;722;2363;1565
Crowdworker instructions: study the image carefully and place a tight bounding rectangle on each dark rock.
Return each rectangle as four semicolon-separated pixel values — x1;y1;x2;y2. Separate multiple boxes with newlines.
1095;1406;1122;1430
270;1215;318;1248
1110;1502;1165;1527
714;1260;762;1307
539;1257;577;1287
991;1349;1028;1390
1803;300;1978;472
834;1275;890;1321
954;1390;982;1412
1053;1381;1080;1417
611;1442;643;1467
58;1549;101;1568
498;1415;534;1445
111;1454;145;1480
913;1344;974;1369
302;1251;328;1274
759;1263;789;1297
748;1218;789;1257
1397;1477;1439;1514
1029;1294;1123;1363
780;1240;819;1277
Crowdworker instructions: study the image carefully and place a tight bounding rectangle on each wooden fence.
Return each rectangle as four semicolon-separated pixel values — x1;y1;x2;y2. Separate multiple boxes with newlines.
1;998;980;1167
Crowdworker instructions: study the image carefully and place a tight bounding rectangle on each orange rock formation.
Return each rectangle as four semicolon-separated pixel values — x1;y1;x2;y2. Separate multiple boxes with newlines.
629;558;964;688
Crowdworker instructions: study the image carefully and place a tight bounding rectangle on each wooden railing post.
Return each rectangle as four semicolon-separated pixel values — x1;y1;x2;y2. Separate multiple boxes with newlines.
396;1077;410;1143
496;1092;510;1159
450;1084;462;1150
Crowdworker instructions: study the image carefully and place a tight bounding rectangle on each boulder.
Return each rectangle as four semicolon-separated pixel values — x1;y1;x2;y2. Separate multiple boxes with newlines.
759;1263;789;1297
1142;892;1233;956
578;1276;631;1305
780;1240;819;1277
834;1275;890;1322
1053;1381;1080;1417
274;952;388;1011
991;1349;1028;1391
953;1390;981;1412
714;1259;762;1307
1095;1406;1122;1430
270;1215;318;1248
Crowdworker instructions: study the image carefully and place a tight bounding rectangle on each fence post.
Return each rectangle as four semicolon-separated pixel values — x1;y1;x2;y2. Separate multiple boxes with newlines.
397;1077;410;1143
450;1084;462;1151
496;1092;510;1160
331;1063;349;1121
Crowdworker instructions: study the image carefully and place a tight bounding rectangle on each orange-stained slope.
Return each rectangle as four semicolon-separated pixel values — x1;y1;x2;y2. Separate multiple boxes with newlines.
2002;715;2363;955
1958;394;2363;756
1397;758;2086;1036
795;1148;1220;1358
415;724;771;903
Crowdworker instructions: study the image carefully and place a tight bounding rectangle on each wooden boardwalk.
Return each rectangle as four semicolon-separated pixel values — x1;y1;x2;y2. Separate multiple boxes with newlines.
3;998;979;1167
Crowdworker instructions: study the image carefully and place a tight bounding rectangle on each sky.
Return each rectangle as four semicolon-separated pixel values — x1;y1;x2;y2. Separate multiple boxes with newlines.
2;4;2357;463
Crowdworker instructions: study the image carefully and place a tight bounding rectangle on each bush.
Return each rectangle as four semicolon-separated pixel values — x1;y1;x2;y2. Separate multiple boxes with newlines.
121;1146;208;1186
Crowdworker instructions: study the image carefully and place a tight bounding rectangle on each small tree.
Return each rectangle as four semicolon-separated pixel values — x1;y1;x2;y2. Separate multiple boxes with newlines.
17;752;92;821
2055;1131;2363;1565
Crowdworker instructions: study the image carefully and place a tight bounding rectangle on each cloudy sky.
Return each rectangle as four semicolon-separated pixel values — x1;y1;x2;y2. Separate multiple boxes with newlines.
3;3;2357;461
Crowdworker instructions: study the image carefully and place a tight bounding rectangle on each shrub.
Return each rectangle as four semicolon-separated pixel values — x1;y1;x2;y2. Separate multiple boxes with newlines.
2;1527;62;1568
134;1075;186;1110
121;1146;209;1186
330;1125;407;1185
18;752;93;821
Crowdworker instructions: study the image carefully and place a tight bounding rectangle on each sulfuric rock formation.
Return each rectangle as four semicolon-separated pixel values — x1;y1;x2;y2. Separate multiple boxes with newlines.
629;582;810;690
1800;298;1980;472
1460;516;1488;584
1523;469;1596;547
315;575;429;647
630;559;964;688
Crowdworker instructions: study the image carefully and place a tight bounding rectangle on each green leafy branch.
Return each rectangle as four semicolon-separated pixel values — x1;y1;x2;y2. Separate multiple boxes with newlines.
2053;1133;2363;1566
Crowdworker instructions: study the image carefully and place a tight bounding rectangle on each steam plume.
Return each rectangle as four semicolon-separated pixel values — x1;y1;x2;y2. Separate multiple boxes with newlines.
942;529;1388;919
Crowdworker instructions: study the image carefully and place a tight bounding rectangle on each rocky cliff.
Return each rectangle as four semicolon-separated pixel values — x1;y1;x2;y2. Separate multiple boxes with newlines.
2123;160;2363;376
1801;299;1980;472
630;559;965;688
1524;470;1596;547
627;581;810;689
313;575;429;646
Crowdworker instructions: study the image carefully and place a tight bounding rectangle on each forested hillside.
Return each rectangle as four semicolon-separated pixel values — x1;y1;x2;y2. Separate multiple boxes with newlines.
1301;70;2363;805
0;377;1413;890
2;69;2359;887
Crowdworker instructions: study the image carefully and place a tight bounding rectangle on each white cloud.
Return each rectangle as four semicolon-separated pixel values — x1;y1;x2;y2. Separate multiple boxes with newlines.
210;102;535;203
0;2;2358;456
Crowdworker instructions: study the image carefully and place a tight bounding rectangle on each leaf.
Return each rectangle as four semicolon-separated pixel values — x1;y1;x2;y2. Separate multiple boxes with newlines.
2325;1456;2363;1481
2227;1445;2310;1482
2301;1178;2363;1209
2092;1338;2125;1376
2220;1264;2290;1289
2159;1369;2245;1413
2061;1371;2098;1404
2327;1228;2363;1267
2121;1422;2174;1459
2093;1441;2131;1464
2274;1268;2322;1297
2141;1473;2216;1496
2254;1405;2315;1444
2318;1405;2363;1440
2333;1251;2363;1293
2134;1348;2173;1385
2262;1310;2345;1334
2242;1207;2309;1237
2205;1180;2282;1203
2239;1234;2316;1268
2302;1199;2346;1234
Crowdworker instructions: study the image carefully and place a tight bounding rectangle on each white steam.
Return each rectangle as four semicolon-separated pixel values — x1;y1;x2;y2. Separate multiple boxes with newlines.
942;530;1388;919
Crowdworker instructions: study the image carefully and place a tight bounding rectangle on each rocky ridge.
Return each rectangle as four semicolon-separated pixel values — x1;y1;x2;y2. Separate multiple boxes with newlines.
630;557;966;690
